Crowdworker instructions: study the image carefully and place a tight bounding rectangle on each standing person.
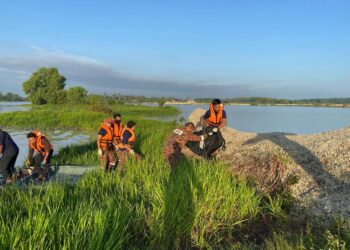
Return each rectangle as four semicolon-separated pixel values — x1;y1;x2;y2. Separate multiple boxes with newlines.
97;118;117;171
0;129;19;184
163;122;205;167
26;130;53;181
116;120;140;171
200;98;227;129
112;113;123;145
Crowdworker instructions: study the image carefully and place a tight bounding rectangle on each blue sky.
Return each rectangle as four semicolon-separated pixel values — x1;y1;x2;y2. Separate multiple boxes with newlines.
0;0;349;98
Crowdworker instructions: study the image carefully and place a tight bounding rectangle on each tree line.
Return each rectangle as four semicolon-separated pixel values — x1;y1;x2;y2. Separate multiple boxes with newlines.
22;67;350;106
0;92;26;102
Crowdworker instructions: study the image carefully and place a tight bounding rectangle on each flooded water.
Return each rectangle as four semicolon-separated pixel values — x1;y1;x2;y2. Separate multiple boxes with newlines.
0;102;31;113
160;104;350;134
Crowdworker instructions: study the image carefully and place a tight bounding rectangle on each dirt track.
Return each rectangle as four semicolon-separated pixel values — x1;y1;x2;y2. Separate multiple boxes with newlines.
187;109;350;219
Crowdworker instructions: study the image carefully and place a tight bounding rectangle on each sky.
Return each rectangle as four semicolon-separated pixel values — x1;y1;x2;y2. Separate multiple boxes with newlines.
0;0;349;98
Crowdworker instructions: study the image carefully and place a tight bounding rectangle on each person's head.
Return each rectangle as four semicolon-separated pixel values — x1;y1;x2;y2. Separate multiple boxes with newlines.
211;98;222;112
113;113;122;121
104;118;114;127
27;132;37;143
127;120;136;130
185;122;195;132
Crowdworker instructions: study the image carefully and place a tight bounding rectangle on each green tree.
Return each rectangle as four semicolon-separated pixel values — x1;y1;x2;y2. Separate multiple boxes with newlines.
66;86;88;104
157;98;166;107
22;67;66;105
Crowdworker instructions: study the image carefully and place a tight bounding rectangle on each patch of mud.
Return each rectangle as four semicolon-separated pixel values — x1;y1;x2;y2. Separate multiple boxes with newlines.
186;109;350;219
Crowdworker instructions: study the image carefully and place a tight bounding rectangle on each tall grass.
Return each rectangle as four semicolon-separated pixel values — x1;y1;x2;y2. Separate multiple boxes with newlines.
0;104;179;131
1;104;350;249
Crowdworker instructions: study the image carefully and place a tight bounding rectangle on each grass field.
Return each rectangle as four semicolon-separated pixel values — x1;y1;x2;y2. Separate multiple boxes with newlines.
0;104;349;249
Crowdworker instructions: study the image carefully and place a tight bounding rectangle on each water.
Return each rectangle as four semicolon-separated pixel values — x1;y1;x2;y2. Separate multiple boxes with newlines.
164;104;350;134
0;102;31;113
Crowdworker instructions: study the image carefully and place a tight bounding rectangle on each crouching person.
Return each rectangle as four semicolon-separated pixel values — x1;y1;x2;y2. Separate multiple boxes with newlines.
26;131;53;181
163;122;205;167
97;119;117;171
0;129;19;184
116;121;140;172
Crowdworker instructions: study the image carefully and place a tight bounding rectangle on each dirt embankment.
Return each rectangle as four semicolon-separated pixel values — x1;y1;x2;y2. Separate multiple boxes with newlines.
186;109;350;219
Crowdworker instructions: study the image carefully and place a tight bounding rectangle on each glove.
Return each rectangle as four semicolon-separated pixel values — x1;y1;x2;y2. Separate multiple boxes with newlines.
129;149;135;156
212;127;218;133
196;126;203;132
98;149;103;156
199;140;205;149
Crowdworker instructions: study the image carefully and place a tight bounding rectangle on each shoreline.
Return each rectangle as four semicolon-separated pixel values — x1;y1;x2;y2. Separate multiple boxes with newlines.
165;101;350;108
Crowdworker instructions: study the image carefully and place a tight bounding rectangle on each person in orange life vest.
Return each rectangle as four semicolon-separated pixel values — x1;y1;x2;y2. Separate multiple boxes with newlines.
97;118;117;171
200;98;227;130
26;131;53;181
116;120;140;171
112;113;123;146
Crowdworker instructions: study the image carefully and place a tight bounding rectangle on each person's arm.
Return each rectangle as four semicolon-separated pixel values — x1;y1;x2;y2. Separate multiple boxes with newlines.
200;111;210;128
27;147;34;162
122;132;134;153
219;110;227;129
97;135;102;149
0;133;4;154
186;132;203;142
42;138;51;164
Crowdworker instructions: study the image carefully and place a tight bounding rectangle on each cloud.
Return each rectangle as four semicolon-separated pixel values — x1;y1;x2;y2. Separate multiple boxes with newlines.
1;44;347;98
0;45;258;98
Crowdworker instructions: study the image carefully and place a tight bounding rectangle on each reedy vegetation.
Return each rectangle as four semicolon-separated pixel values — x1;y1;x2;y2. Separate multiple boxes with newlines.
0;104;349;249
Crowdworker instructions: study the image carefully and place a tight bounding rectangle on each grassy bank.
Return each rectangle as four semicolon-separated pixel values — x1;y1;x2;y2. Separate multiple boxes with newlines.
0;104;349;249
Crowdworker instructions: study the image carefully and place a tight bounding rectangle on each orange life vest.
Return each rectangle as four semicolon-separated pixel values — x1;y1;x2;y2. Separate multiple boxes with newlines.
29;130;53;154
206;103;224;127
118;128;136;149
99;124;114;148
113;121;123;141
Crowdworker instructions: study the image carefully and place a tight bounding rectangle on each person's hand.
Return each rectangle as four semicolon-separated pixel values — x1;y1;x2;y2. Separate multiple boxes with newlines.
98;149;103;156
26;159;31;167
129;149;135;156
212;127;218;133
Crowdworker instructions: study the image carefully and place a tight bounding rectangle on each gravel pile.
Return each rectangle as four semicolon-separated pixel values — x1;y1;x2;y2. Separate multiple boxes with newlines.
187;109;350;219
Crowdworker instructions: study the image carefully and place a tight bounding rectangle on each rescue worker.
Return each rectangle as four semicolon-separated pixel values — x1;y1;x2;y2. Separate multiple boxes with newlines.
0;129;19;184
200;98;227;129
116;120;140;171
112;113;123;145
97;118;117;171
26;131;53;181
163;122;205;167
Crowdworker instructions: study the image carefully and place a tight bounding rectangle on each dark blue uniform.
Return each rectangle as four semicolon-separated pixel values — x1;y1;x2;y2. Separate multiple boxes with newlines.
0;130;19;179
